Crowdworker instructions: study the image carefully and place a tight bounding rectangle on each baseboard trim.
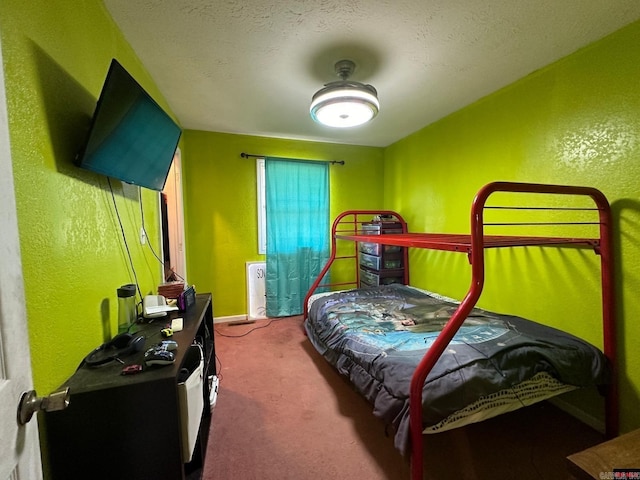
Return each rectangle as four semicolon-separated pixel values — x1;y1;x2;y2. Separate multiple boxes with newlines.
214;314;247;324
548;396;605;434
214;314;269;324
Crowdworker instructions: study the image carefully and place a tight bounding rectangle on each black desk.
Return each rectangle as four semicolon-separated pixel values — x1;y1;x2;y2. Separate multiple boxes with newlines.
43;294;215;480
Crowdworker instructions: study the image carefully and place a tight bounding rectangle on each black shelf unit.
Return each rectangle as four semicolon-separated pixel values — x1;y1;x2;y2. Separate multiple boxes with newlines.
358;221;407;287
42;294;216;480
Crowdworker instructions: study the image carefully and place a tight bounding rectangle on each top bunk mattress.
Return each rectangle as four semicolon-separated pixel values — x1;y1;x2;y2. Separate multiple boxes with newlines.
304;284;608;454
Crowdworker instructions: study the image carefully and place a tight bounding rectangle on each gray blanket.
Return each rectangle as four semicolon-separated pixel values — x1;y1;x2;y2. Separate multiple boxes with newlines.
305;284;608;454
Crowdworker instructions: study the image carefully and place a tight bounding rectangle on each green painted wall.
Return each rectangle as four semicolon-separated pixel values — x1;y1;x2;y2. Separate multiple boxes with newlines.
384;20;640;434
2;0;639;469
0;0;175;399
182;130;384;317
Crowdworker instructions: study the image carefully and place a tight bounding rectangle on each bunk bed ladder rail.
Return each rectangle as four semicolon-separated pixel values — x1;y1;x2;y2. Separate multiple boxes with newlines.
409;181;617;480
302;210;409;321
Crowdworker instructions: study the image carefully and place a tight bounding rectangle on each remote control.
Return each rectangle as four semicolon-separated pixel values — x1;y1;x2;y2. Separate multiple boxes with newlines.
156;340;178;351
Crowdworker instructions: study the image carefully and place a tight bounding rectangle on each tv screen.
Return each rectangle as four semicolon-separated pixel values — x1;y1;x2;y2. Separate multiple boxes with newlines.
76;59;182;191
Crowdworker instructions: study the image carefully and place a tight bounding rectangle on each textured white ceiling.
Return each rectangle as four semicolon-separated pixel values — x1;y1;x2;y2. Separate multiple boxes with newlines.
103;0;640;147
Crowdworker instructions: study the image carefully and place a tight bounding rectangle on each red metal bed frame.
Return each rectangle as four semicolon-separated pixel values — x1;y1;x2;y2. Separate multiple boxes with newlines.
303;181;617;480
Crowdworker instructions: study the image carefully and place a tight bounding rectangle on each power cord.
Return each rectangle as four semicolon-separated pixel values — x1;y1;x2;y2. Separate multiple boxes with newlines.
108;178;142;303
214;353;223;382
214;317;287;338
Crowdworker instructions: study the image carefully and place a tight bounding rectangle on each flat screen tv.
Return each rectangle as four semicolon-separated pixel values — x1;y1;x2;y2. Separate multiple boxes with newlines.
76;59;182;191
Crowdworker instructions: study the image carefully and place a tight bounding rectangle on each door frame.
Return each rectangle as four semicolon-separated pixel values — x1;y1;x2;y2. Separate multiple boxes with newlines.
161;147;188;283
0;28;43;479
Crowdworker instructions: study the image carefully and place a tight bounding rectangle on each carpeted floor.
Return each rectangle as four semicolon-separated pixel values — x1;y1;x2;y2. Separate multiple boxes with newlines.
203;316;603;479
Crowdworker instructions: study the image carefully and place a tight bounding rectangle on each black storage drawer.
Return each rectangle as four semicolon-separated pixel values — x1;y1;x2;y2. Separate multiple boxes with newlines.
360;267;405;286
359;252;403;270
361;221;403;235
359;242;402;256
357;220;407;288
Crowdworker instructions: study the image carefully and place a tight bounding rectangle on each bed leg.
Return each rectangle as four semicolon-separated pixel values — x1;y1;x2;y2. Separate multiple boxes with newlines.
410;426;423;479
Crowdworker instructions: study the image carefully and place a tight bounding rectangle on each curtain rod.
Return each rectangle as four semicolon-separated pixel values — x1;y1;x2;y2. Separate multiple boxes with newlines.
240;152;345;165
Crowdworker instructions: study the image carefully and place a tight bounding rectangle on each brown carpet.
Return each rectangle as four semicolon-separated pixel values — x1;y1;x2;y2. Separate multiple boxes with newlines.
203;316;603;480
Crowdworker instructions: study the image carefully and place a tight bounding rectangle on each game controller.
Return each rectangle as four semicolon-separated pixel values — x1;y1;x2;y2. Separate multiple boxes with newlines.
144;347;175;366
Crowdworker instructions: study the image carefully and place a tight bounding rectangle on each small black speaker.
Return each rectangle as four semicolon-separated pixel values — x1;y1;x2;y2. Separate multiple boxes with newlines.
178;286;196;311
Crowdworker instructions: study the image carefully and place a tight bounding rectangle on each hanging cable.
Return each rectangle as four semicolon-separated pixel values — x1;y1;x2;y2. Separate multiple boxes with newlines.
107;178;143;302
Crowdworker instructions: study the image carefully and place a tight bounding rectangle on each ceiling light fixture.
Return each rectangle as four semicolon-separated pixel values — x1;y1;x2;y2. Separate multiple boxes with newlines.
310;59;379;128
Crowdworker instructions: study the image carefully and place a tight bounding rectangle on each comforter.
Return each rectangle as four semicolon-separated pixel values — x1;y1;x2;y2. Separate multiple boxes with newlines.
305;284;608;454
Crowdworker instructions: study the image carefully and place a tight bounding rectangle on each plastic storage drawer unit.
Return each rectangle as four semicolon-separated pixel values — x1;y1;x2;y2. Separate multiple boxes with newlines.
360;267;405;287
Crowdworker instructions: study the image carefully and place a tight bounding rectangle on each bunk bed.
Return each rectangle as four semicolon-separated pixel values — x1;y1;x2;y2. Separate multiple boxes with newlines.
302;181;617;480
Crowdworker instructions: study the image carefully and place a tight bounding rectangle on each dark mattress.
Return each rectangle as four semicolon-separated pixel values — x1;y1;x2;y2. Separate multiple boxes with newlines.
305;284;608;454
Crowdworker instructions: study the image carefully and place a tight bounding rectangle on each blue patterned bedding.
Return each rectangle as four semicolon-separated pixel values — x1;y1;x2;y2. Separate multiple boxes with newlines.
304;284;608;454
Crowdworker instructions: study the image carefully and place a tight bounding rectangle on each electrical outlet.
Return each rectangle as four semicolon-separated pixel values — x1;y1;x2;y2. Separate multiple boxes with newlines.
139;227;147;245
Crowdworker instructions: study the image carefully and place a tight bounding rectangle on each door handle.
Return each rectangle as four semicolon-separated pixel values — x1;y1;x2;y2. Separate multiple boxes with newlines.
17;387;70;425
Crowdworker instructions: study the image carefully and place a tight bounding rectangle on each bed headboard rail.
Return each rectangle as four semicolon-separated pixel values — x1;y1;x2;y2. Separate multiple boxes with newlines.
301;182;616;480
302;210;409;320
407;181;616;480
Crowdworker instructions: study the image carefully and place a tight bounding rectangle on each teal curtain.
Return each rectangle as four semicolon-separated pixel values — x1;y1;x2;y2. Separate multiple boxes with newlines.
265;158;329;317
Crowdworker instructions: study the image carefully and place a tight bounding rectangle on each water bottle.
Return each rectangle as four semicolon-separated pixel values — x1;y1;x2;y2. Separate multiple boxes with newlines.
117;284;137;333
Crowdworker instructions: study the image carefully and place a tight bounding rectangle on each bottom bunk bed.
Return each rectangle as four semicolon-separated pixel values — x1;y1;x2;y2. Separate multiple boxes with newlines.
303;182;617;480
306;284;607;452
